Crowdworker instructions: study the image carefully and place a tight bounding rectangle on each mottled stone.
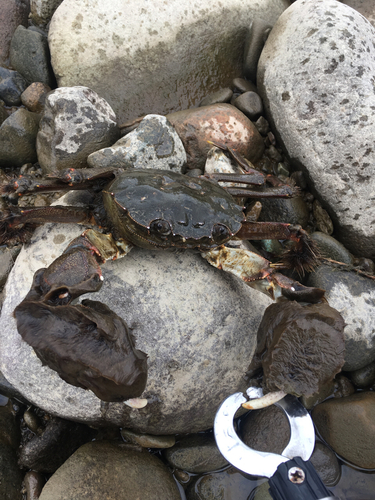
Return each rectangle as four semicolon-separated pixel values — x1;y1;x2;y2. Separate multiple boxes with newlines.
257;0;375;259
0;67;28;106
30;0;63;26
36;86;120;173
88;115;186;173
39;441;181;500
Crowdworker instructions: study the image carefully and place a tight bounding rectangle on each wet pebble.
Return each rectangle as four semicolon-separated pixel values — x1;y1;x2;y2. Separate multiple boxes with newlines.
24;471;45;500
0;67;28;106
257;195;310;228
312;391;375;469
0;108;41;168
18;416;93;473
38;441;181;500
199;88;233;107
233;91;263;120
21;82;51;113
310;232;353;264
254;116;270;136
232;77;258;94
120;428;175;449
349;360;375;388
163;434;228;474
88;114;186;173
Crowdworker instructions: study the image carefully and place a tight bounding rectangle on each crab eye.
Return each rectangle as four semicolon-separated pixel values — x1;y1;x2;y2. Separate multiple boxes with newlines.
150;219;172;236
212;223;231;243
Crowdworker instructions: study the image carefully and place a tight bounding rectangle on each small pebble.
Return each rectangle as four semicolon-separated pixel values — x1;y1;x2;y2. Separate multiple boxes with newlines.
21;82;51;113
254;116;270;136
120;428;176;448
23;409;43;435
313;200;334;235
24;470;44;500
232;77;258;94
350;360;375;388
233;91;263;120
199;88;233;107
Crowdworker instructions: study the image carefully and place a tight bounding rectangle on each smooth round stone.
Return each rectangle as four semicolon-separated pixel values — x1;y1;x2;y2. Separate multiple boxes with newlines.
233;91;264;120
310;232;352;264
39;441;181;500
350;361;375;388
0;191;272;434
312;392;375;469
0;67;28;106
48;0;289;123
257;0;375;259
199;88;233;107
232;77;258;94
0;108;40;168
306;264;375;371
10;25;54;87
163;434;228;473
257;196;309;227
243;18;272;82
167;103;264;170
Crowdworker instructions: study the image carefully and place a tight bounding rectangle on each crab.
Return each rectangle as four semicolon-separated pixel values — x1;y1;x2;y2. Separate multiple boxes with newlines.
0;147;324;402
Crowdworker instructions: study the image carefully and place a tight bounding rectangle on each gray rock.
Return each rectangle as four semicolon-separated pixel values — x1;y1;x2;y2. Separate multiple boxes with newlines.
243;18;272;82
36;86;120;173
48;0;290;124
0;245;20;289
0;67;28;106
306;264;375;371
233;91;264;120
87;115;186;173
349;360;375;388
258;196;309;227
163;434;228;473
0;191;272;434
0;0;30;67
199;88;233;107
120;428;175;449
10;25;54;87
39;441;181;500
0;108;40;168
257;0;375;259
232;77;258;94
310;232;353;264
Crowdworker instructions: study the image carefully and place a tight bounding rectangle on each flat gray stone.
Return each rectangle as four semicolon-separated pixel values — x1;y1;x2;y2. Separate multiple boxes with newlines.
257;0;375;259
0;193;272;434
48;0;289;123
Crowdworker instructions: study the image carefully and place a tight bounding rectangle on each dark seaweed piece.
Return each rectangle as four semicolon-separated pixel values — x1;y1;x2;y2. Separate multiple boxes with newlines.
15;298;147;402
257;301;345;397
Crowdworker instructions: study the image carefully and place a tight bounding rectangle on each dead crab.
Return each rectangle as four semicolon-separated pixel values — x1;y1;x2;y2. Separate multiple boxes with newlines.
0;146;324;403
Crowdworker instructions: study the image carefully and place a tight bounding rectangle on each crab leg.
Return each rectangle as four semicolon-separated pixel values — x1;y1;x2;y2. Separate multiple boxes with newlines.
201;246;325;303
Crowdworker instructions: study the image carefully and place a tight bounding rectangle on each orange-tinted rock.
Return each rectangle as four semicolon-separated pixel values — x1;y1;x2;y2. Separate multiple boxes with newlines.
167;103;264;170
312;392;375;469
21;82;51;113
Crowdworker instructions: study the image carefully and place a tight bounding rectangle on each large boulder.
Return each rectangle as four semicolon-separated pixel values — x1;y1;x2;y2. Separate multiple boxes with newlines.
0;193;272;434
257;0;375;259
48;0;290;123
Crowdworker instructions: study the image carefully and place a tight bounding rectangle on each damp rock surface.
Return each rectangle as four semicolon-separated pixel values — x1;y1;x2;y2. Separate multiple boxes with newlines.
257;0;375;259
